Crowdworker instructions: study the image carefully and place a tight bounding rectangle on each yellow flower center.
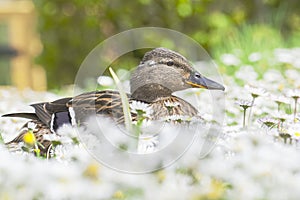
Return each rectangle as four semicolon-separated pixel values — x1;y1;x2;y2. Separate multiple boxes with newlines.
294;132;300;137
113;190;125;199
278;83;284;91
23;130;36;146
83;163;100;180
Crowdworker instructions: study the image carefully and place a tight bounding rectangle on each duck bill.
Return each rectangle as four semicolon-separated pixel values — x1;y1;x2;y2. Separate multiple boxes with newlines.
187;75;225;91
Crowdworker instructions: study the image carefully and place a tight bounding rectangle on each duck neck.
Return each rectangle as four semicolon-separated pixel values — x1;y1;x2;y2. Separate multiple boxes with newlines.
131;83;173;103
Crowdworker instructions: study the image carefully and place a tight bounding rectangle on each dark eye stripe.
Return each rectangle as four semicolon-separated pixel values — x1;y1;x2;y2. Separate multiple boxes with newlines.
158;61;182;69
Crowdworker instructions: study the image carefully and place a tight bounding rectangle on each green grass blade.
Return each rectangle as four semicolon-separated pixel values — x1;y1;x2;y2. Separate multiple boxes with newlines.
109;67;133;133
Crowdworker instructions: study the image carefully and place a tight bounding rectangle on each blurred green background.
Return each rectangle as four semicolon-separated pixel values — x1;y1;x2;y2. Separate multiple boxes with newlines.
30;0;300;89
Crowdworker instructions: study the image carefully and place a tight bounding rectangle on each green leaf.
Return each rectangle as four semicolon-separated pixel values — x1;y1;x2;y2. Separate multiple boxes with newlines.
177;3;192;17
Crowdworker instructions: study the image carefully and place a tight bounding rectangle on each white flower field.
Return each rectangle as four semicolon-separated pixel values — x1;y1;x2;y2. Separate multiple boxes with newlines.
1;48;300;199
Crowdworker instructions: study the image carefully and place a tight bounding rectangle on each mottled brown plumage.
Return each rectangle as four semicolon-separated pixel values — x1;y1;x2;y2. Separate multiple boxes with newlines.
6;120;53;156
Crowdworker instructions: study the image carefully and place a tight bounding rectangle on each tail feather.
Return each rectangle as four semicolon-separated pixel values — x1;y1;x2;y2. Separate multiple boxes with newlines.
2;113;39;120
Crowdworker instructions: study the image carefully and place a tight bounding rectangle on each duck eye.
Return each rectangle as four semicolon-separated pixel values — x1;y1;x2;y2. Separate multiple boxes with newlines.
195;73;201;79
166;61;174;66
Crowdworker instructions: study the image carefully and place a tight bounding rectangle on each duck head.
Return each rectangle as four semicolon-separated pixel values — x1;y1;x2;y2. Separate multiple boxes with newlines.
130;47;225;102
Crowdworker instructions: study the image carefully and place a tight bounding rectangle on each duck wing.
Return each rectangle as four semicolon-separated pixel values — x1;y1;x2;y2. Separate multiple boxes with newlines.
2;97;72;131
68;90;131;124
30;97;72;126
2;90;133;131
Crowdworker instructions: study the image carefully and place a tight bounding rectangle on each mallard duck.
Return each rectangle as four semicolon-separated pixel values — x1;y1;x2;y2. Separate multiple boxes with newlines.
2;47;224;155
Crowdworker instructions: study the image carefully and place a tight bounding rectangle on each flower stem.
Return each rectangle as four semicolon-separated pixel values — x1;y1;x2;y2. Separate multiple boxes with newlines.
248;97;256;126
0;132;3;144
294;97;298;122
243;108;247;128
283;137;287;144
277;102;281;112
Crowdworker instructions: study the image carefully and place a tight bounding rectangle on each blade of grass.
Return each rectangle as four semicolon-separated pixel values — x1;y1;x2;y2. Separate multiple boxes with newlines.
109;67;133;133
